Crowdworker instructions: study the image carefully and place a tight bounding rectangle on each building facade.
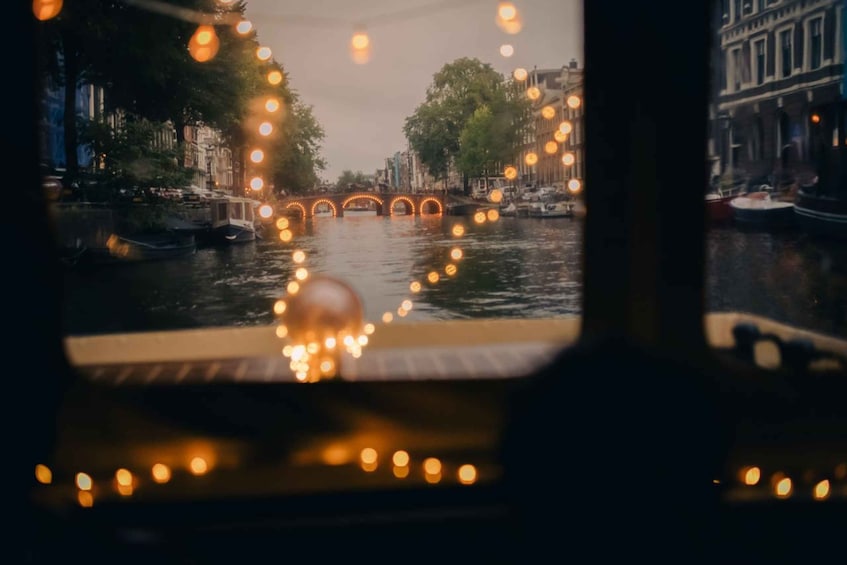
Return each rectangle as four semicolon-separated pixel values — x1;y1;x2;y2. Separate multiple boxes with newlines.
714;0;845;184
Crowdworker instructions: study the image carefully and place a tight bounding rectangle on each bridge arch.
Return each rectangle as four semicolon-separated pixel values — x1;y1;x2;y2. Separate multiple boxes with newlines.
418;197;443;215
284;202;307;219
389;196;415;216
311;198;339;217
342;194;385;215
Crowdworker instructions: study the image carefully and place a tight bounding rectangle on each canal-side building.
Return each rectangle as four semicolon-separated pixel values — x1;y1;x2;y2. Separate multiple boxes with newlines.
715;0;844;184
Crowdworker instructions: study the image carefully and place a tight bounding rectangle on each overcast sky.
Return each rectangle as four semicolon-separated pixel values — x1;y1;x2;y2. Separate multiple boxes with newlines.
243;0;582;183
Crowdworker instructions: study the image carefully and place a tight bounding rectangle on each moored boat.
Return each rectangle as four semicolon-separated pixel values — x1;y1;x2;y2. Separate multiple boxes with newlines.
729;191;796;229
794;188;847;239
86;232;196;264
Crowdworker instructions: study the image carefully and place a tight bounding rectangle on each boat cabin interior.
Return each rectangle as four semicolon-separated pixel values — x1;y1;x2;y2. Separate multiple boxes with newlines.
14;1;846;563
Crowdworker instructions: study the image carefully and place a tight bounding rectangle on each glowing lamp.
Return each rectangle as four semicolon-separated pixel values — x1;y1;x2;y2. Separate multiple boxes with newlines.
33;0;63;20
524;152;538;166
189;25;220;63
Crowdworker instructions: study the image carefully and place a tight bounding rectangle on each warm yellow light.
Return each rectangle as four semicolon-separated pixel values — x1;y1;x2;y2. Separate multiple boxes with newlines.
513;68;528;81
279;229;293;242
295;267;309;281
497;2;517;21
410;281;422;293
487;208;500;221
276;218;290;230
445;264;457;276
458;464;477;485
488;188;503;203
451;224;465;237
250;177;264;190
265;98;280;112
450;247;463;260
382;312;393;323
76;472;93;491
567;95;582;109
364;323;375;334
256;46;272;61
275;325;288;338
473;211;486;224
504;165;518;180
499;44;514;57
189;25;220;63
423;458;442;475
558;121;573;135
813;480;830;500
562;152;575;166
189;457;208;476
544;140;559;154
527;86;541;101
541;105;556;119
268;70;283;85
259;204;273;218
35;464;52;484
250;149;264;163
78;491;94;507
151;463;171;484
554;129;568;143
351;32;370;50
401;299;413;311
524;152;538;166
115;468;133;487
259;122;273;136
292;250;306;263
392;450;410;467
273;300;287;315
287;281;300;294
774;477;792;497
396;307;408;317
811;113;821;124
33;0;63;21
427;271;440;284
393;465;410;478
236;20;253;34
567;179;582;193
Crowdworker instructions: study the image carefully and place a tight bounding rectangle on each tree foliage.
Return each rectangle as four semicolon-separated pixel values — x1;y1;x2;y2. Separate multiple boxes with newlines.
36;0;326;196
404;57;529;193
336;170;371;190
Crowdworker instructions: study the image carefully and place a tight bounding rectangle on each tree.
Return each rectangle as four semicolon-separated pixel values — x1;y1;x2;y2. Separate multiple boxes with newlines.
78;114;193;200
404;57;526;195
457;94;525;179
269;97;327;194
336;170;371;190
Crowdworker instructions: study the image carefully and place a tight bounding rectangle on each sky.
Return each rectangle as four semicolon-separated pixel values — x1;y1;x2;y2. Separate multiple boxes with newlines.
243;0;583;183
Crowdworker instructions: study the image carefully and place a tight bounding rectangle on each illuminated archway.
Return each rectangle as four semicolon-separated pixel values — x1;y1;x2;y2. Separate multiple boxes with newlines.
389;196;415;216
284;202;307;219
342;194;385;215
311;199;338;217
419;197;443;215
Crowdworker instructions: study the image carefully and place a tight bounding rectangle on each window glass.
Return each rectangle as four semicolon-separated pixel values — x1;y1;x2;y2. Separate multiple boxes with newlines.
38;0;586;376
707;0;847;356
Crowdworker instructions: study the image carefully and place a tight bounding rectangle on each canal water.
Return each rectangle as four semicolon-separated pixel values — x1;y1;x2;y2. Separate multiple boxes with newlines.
61;211;847;338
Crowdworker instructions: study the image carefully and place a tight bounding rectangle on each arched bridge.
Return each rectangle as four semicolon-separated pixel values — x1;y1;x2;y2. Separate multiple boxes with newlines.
278;192;445;219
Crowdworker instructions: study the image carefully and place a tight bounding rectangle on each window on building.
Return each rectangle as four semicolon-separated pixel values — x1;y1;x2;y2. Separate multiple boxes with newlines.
754;39;765;85
732;47;743;91
757;0;765;11
733;0;742;22
810;18;822;70
780;29;792;78
719;51;727;90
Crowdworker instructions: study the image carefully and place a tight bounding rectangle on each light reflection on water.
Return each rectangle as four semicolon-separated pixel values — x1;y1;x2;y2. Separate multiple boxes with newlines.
61;212;584;335
61;213;846;338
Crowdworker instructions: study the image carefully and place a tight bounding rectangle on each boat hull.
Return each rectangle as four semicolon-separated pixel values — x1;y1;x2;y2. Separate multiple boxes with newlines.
88;233;196;264
201;224;256;245
705;195;734;223
730;196;796;229
793;191;847;239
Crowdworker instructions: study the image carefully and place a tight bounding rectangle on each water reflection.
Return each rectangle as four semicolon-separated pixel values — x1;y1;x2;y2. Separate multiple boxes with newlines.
62;213;845;338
